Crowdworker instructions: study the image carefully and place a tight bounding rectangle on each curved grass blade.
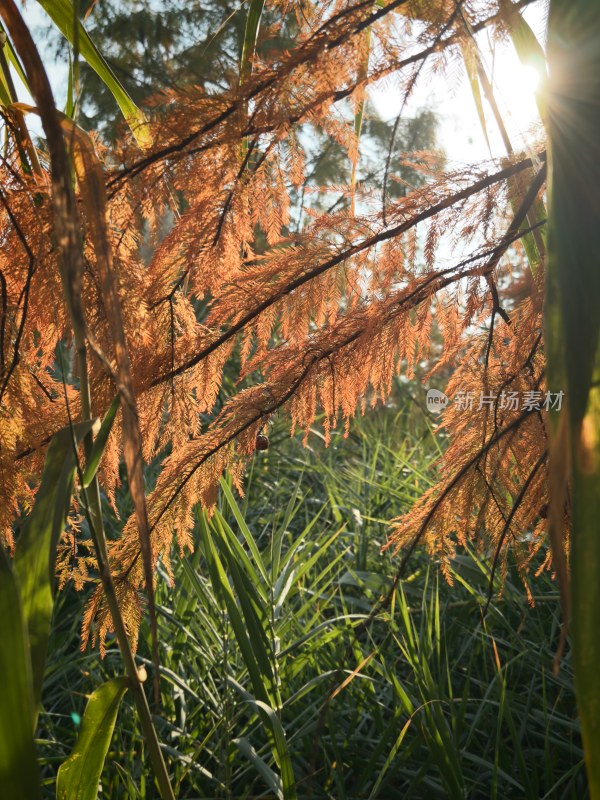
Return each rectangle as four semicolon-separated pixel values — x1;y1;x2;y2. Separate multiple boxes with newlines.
252;699;297;800
56;677;129;800
234;736;283;799
35;0;151;146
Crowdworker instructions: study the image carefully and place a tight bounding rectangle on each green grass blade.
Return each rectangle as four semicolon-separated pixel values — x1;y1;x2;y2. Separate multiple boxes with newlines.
0;22;28;91
65;48;74;118
0;62;12;105
197;513;272;704
219;478;269;583
547;1;600;793
253;699;297;800
35;0;151;146
56;677;129;800
367;715;412;799
0;546;41;799
350;22;372;204
212;515;277;698
234;736;283;799
14;419;94;719
239;0;265;85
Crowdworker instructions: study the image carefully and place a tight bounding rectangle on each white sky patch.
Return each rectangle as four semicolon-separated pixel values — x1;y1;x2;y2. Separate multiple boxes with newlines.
13;1;548;166
369;3;548;164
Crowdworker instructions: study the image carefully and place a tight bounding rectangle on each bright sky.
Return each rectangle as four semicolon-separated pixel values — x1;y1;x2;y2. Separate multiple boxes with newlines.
369;2;548;164
16;1;548;169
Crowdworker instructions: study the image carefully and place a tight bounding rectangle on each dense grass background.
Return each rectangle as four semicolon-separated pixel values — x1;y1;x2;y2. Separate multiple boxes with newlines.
39;385;587;798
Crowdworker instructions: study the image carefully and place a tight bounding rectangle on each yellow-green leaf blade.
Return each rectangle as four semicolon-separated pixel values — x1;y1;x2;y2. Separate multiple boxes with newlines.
35;0;151;146
0;547;41;799
502;0;547;119
14;419;95;719
239;0;265;85
56;677;129;800
460;41;490;152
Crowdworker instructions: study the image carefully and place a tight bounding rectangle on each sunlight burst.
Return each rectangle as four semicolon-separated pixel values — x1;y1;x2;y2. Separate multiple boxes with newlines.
490;54;544;136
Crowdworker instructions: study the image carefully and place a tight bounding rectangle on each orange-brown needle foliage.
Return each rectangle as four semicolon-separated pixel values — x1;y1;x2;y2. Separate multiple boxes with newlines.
0;0;554;652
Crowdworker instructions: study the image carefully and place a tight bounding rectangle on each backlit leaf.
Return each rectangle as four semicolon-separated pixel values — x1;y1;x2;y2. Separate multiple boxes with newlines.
56;677;129;800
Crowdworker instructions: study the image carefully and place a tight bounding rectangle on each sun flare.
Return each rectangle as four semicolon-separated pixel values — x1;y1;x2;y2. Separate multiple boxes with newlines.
369;31;546;162
488;52;544;136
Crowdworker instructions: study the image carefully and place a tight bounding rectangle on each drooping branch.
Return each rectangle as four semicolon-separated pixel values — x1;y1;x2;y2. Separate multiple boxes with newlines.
150;153;545;387
136;218;548;555
108;0;540;189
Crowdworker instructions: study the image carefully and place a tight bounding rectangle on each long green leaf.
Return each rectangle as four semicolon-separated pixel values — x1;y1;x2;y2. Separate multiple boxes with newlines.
197;512;271;705
350;23;372;207
0;21;28;91
0;547;41;800
239;0;265;85
196;508;297;797
35;0;151;146
14;419;94;718
0;64;12;105
547;0;600;794
229;690;297;800
252;699;297;800
56;677;129;800
213;514;277;693
219;478;269;583
238;0;265;161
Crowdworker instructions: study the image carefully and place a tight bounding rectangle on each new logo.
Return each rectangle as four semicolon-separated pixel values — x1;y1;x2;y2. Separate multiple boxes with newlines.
426;388;449;414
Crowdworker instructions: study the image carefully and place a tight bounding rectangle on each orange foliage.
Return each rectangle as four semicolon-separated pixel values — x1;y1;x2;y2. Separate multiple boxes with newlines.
0;0;552;650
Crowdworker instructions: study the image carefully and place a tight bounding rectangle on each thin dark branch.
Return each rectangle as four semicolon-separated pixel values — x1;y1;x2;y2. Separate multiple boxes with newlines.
480;162;547;277
107;0;539;189
13;217;547;465
369;405;540;625
382;5;460;225
145;223;546;543
0;187;36;406
150;154;544;387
